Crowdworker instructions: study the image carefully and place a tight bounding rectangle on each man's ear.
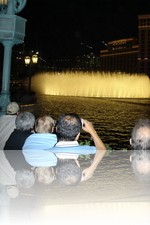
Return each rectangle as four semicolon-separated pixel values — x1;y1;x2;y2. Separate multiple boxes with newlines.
51;126;54;133
75;133;80;141
129;138;132;145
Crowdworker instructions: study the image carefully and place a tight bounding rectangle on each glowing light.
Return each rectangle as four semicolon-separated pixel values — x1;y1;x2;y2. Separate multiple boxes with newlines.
0;0;8;4
24;56;31;65
30;71;150;98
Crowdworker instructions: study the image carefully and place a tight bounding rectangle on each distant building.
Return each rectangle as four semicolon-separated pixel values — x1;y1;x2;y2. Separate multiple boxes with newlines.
100;14;150;75
100;38;138;73
138;15;150;75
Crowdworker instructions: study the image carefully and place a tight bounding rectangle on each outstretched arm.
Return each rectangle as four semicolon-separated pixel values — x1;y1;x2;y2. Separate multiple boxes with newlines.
81;119;107;181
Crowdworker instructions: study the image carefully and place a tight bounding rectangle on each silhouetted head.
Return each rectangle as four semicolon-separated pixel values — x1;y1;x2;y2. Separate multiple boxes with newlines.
6;102;20;115
15;111;35;131
35;116;55;133
56;113;82;141
130;118;150;150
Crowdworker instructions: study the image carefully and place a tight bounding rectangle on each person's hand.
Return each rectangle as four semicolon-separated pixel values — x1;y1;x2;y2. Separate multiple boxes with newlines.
82;119;96;135
81;166;94;182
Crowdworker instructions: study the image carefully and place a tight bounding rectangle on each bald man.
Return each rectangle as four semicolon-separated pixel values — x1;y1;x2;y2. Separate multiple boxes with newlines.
130;118;150;181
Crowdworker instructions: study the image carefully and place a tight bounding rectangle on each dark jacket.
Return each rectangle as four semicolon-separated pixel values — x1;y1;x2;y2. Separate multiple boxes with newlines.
4;129;32;171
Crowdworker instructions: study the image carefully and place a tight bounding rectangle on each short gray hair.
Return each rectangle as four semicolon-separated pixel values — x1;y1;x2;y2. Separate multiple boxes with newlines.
15;112;35;131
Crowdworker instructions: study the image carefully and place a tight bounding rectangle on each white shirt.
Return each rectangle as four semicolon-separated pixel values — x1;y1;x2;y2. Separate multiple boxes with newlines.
0;115;16;150
55;141;80;159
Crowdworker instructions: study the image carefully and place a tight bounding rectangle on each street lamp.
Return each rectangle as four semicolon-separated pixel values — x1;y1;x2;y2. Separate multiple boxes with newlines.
24;56;31;65
32;54;38;64
24;53;38;91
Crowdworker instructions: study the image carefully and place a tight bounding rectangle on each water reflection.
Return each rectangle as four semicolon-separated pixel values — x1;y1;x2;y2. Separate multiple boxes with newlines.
34;95;150;150
1;151;150;225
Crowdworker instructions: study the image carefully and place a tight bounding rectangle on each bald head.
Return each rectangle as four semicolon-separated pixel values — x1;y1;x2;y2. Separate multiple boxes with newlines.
131;119;150;150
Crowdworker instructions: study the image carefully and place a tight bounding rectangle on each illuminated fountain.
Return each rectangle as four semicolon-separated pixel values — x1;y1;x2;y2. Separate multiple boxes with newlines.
31;71;150;98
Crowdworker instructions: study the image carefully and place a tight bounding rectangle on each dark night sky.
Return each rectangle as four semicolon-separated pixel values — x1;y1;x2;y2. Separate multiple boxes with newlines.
18;0;150;61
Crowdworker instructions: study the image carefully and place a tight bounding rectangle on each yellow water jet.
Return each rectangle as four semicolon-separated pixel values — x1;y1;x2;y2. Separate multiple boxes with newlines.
30;71;150;98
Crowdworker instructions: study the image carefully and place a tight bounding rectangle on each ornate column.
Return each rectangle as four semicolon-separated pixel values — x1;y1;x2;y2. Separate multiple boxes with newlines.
0;0;27;115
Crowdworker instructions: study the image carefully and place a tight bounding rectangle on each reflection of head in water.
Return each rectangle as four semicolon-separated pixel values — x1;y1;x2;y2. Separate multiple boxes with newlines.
6;185;20;199
55;159;82;186
130;150;150;181
34;167;55;184
130;119;150;181
15;169;35;189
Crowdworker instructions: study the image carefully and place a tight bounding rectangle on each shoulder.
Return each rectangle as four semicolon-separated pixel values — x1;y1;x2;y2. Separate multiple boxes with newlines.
0;115;16;121
25;133;57;142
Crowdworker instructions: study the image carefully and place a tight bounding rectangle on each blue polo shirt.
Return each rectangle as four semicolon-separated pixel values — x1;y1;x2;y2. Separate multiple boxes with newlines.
23;149;57;167
23;141;96;167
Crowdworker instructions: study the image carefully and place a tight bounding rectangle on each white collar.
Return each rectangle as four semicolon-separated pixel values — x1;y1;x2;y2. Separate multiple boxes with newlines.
55;141;79;147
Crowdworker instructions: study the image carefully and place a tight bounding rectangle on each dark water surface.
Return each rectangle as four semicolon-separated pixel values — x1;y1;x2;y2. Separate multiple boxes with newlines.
34;95;150;150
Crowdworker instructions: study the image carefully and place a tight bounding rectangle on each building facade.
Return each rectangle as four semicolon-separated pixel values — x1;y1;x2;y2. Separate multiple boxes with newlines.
138;14;150;75
100;38;138;73
100;14;150;75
